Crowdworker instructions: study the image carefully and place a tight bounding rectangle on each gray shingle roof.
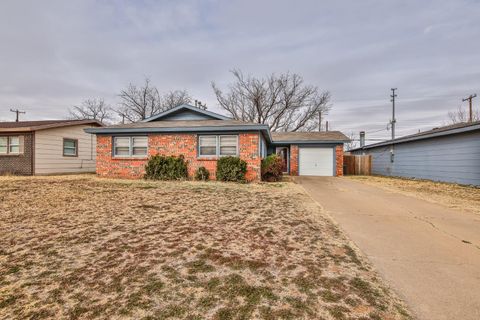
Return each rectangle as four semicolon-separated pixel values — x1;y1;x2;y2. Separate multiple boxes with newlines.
351;120;480;151
106;119;260;129
271;131;350;143
0;119;102;132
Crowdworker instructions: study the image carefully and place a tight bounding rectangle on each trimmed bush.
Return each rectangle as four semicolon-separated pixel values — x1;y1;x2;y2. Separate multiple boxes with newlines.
194;166;210;181
216;156;247;182
261;154;283;182
144;155;188;180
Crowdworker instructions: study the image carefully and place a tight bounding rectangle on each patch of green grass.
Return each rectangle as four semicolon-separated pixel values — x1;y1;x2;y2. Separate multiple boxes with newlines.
154;304;188;319
0;294;22;309
186;259;216;274
320;289;343;303
214;307;236;320
293;274;317;294
328;305;350;320
144;279;164;294
6;265;20;275
343;245;362;265
197;295;218;309
349;277;383;307
204;277;221;291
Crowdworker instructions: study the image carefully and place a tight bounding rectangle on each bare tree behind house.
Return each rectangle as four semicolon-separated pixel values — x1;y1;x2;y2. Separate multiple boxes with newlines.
344;132;357;151
117;78;162;122
212;70;331;132
117;78;193;122
161;90;192;110
69;98;113;123
448;106;480;124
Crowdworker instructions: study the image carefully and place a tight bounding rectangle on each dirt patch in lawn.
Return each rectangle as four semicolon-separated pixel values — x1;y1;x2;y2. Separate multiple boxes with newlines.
348;175;480;215
0;176;410;319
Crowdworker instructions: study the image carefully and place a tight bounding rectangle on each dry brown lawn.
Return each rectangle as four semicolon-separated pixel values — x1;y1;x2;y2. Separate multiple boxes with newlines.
0;175;410;320
347;175;480;215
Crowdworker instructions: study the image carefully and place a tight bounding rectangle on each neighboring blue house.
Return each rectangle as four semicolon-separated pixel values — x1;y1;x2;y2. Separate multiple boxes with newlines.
349;121;480;186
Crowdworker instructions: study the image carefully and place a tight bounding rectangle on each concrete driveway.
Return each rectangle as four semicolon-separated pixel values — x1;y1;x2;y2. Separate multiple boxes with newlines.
297;176;480;320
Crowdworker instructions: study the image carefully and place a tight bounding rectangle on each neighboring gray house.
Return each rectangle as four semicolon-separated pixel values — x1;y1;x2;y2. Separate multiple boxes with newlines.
350;121;480;186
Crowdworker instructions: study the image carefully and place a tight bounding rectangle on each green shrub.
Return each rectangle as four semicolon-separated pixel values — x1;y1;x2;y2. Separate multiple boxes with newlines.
144;155;188;180
261;154;283;182
216;156;247;182
194;166;210;181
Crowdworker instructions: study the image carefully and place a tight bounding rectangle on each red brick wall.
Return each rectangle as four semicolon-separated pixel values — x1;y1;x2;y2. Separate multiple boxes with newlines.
289;145;299;175
335;145;344;176
288;144;344;176
96;133;261;181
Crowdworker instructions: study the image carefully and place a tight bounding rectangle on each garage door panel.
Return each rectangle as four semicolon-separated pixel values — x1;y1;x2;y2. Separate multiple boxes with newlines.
299;147;334;176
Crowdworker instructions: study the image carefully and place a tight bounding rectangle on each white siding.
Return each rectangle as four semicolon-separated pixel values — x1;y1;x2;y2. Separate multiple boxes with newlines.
34;125;97;174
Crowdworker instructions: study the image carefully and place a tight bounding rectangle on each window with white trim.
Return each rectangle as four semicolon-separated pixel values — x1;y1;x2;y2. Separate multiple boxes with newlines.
198;135;238;157
199;136;217;156
0;136;22;155
63;138;78;157
113;136;148;157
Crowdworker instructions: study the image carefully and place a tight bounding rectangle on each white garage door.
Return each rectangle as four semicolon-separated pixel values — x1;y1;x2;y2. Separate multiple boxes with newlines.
299;147;334;176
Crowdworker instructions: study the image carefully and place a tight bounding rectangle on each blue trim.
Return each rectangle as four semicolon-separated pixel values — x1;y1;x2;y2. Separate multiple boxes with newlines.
142;104;231;122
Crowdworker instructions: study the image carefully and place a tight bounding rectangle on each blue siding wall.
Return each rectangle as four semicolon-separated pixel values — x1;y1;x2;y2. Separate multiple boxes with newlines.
355;131;480;186
156;110;217;121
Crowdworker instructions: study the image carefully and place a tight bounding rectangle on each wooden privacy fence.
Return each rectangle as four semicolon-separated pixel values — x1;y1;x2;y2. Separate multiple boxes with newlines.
343;155;372;175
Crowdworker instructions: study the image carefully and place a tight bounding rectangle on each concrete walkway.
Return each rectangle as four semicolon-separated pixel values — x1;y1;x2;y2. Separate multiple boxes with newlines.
297;176;480;320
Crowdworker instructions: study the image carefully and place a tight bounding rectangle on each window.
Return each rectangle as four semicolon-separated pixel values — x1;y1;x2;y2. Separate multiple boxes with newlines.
219;135;237;156
0;136;22;155
198;135;238;157
113;136;148;157
63;139;78;157
0;137;7;154
132;137;148;156
199;136;217;156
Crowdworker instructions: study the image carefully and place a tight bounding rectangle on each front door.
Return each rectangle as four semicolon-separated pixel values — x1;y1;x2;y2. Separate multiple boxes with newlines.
276;147;289;174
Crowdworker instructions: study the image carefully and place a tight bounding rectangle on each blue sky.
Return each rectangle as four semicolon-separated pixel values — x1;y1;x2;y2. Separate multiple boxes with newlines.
1;0;479;142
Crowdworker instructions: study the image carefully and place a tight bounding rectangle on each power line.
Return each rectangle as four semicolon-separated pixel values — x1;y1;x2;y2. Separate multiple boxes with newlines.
10;108;26;122
390;88;397;140
462;94;477;122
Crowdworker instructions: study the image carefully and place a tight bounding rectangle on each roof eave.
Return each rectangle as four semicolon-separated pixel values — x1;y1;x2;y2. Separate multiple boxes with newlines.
359;123;480;150
84;124;271;135
271;140;348;144
0;120;103;132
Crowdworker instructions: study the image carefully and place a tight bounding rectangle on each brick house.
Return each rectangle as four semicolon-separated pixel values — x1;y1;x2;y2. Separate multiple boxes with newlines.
0;120;102;175
85;105;349;181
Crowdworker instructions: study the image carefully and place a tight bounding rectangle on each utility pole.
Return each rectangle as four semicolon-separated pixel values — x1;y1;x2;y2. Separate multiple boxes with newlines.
10;108;26;122
318;111;323;132
462;94;477;122
390;88;397;140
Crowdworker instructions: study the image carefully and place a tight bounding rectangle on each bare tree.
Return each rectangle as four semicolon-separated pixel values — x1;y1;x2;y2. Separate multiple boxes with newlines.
448;105;480;124
344;132;357;151
69;98;113;123
212;70;331;132
161;90;192;110
117;78;193;122
117;78;162;122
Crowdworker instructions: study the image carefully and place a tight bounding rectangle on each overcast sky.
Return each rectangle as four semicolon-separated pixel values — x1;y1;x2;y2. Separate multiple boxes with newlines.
1;0;479;142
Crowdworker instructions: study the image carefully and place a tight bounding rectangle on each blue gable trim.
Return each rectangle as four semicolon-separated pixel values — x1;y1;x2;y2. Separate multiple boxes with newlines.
142;104;231;122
